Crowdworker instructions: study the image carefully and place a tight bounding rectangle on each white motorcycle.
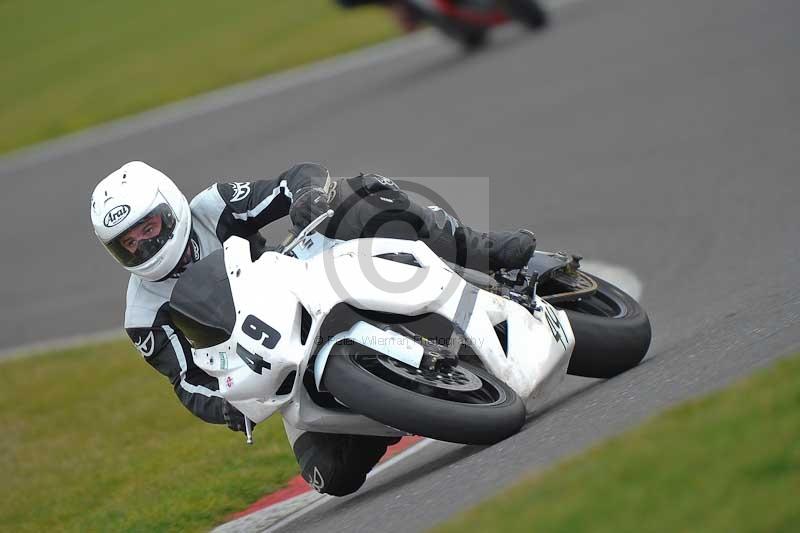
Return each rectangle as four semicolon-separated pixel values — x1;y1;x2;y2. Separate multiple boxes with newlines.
170;212;651;445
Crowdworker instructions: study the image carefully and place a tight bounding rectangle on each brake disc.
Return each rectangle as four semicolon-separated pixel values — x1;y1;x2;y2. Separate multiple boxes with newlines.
376;355;483;392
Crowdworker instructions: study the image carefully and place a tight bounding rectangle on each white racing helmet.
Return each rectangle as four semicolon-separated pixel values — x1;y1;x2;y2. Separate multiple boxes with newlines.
90;161;191;281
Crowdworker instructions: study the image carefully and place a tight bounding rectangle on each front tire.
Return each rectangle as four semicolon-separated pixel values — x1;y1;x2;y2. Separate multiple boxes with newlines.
323;346;525;445
557;275;651;378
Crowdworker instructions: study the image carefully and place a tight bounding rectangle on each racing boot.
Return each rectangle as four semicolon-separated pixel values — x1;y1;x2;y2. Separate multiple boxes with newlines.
455;227;536;272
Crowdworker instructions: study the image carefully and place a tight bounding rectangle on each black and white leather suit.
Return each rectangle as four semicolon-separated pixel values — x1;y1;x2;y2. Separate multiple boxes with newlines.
123;163;533;496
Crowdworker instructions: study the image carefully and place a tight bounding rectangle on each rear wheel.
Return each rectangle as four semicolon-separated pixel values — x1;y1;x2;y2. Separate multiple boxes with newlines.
504;0;549;30
557;275;651;378
323;346;525;445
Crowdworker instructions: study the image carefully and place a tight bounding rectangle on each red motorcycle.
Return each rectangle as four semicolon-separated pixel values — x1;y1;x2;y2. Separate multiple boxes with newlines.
400;0;549;48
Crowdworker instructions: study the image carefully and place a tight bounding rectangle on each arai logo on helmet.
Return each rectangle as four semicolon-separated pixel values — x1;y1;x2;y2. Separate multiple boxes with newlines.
103;205;131;227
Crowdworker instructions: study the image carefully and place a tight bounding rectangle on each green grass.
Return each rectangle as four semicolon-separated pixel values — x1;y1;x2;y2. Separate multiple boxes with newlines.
434;354;800;533
0;0;399;155
0;340;299;533
8;343;796;533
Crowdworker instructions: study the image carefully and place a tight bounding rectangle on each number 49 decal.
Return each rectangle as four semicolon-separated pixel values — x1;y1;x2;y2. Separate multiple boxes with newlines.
236;315;281;374
543;304;569;350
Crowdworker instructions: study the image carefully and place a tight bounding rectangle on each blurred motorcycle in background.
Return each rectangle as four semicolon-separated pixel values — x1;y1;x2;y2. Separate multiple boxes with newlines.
338;0;549;49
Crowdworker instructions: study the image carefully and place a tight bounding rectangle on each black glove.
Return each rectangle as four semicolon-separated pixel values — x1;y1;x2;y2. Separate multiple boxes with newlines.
223;401;253;433
290;186;330;229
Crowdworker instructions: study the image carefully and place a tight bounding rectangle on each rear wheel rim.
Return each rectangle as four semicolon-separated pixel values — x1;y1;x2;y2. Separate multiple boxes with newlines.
555;275;627;318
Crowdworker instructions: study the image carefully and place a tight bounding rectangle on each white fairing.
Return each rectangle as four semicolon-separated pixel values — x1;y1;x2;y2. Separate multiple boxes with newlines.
192;235;574;436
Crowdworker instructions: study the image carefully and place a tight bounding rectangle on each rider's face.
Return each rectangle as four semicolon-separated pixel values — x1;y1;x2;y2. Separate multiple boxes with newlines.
119;214;162;254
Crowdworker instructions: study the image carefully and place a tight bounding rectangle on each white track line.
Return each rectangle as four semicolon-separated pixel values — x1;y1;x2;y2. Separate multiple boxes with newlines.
257;439;436;533
0;32;440;175
212;439;436;533
0;329;124;361
549;0;589;8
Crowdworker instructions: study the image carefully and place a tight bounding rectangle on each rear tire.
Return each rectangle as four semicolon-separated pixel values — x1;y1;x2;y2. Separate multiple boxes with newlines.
323;346;525;445
505;0;549;30
557;275;651;378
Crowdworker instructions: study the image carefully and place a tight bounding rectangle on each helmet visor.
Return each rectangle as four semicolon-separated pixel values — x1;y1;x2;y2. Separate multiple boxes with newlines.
104;203;178;267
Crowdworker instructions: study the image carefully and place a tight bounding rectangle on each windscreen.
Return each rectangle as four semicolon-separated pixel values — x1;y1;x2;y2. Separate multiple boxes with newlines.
169;249;237;348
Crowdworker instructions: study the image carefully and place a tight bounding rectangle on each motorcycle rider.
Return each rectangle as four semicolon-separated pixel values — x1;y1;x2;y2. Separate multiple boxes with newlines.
335;0;549;34
90;160;535;496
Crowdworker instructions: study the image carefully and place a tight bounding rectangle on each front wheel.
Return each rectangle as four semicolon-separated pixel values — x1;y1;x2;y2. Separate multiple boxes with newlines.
323;346;525;445
557;275;652;378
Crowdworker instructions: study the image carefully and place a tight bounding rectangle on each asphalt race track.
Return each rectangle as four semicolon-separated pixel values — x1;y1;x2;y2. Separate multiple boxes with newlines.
2;0;799;530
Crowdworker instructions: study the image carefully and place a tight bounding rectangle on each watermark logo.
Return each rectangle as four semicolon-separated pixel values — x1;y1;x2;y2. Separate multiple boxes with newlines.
317;176;491;318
